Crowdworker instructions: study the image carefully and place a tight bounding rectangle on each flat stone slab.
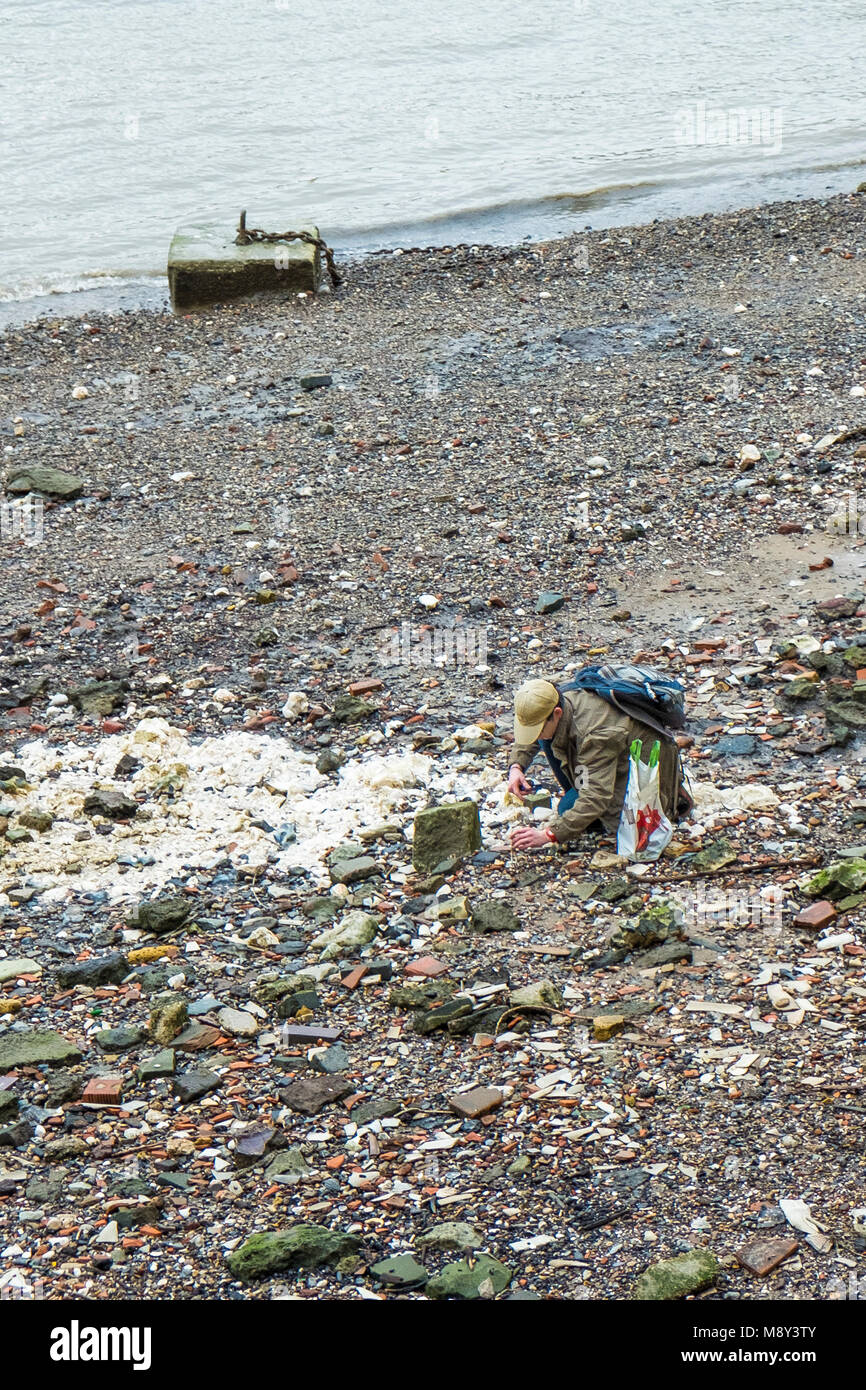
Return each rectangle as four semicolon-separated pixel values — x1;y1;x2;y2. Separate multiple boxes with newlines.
0;1030;83;1068
0;958;42;983
278;1076;352;1116
370;1254;428;1287
168;220;321;311
173;1069;221;1104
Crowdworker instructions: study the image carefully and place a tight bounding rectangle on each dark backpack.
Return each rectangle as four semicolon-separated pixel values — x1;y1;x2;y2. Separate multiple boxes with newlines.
560;663;686;734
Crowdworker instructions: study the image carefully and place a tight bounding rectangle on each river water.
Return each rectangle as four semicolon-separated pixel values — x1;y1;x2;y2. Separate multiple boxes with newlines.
2;0;864;318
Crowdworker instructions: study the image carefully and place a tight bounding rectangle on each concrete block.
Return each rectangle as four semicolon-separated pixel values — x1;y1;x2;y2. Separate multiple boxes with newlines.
168;220;321;311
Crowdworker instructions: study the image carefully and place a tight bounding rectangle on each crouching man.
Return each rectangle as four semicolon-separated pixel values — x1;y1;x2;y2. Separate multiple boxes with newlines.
507;678;687;850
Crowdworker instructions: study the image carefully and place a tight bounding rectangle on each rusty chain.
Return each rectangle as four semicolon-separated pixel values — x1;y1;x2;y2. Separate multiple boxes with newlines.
234;209;342;287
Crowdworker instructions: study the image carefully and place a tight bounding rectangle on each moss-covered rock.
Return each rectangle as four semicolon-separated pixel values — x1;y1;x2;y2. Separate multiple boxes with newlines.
509;980;562;1010
310;909;378;959
412;800;482;873
226;1225;360;1281
470;899;520;933
803;858;866;900
610;901;682;952
135;896;191;934
149;997;188;1045
632;1249;720;1300
0;1030;82;1068
426;1254;512;1300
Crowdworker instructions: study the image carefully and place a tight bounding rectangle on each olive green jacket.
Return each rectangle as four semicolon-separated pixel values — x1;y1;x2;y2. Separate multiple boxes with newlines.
511;689;682;843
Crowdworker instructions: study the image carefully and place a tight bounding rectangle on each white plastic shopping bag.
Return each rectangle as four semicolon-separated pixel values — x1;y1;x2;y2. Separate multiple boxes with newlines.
617;738;673;862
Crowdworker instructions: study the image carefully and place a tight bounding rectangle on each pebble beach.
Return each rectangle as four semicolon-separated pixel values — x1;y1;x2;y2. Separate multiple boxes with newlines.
1;188;865;1302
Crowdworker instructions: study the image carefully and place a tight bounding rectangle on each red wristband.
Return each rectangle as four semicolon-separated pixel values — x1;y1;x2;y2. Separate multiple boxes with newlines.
545;828;558;843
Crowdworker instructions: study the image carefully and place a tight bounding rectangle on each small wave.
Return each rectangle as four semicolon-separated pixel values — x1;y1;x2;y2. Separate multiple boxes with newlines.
0;270;166;306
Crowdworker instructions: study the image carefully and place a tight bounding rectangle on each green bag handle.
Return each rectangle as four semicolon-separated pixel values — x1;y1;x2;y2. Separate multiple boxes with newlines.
630;738;643;764
648;740;660;768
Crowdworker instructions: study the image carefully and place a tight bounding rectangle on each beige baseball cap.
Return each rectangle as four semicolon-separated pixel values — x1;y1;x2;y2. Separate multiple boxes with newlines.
514;679;559;744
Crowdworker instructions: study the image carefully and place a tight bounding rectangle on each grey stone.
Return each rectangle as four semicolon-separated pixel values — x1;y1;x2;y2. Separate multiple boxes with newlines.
0;1092;19;1121
188;994;221;1016
217;1007;258;1037
509;979;562;1010
6;463;83;499
56;953;128;989
95;1026;145;1053
426;1254;512;1300
266;1147;310;1180
138;1049;176;1079
301;895;341;923
470;899;520;933
328;855;378;886
83;789;138;819
351;1098;402;1125
417;1221;482;1252
0;1120;33;1147
535;591;566;615
370;1254;428;1286
714;734;756;756
316;748;346;775
311;1043;349;1074
0;958;42;983
0;1030;83;1069
310;910;379;959
173;1070;221;1104
135;896;191;934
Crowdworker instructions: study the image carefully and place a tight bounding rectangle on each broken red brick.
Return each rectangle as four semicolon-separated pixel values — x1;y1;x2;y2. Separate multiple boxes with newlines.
340;965;368;991
449;1086;503;1119
81;1077;124;1105
736;1236;799;1275
404;956;449;978
347;678;384;696
792;901;837;931
777;522;804;535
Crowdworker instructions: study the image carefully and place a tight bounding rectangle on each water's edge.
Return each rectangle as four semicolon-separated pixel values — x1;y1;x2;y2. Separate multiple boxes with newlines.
1;160;863;331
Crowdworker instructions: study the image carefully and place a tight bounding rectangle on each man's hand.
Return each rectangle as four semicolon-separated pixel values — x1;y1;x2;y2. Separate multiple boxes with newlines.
507;764;531;800
510;825;552;851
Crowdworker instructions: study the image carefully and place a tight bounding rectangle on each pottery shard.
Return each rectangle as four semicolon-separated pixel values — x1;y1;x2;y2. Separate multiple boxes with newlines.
735;1236;799;1276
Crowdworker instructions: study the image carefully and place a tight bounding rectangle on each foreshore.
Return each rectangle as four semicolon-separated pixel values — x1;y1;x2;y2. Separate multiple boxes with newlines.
0;190;865;1301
